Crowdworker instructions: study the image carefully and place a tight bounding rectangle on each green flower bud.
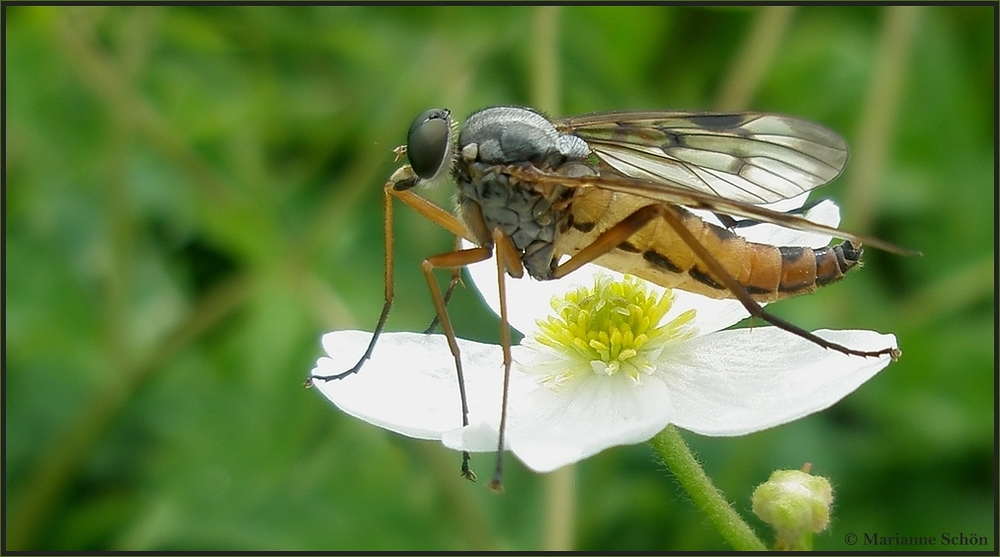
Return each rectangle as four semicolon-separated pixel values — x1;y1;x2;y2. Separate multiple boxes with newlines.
752;468;833;550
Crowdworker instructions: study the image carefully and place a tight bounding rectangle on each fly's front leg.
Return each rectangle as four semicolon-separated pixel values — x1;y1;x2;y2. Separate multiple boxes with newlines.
307;166;477;385
307;176;402;385
422;246;495;482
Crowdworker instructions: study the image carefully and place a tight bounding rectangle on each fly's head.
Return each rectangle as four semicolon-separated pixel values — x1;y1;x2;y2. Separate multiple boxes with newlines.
393;108;458;191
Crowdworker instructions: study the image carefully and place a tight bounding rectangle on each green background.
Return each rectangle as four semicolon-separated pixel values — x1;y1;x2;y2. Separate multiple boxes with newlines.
5;5;994;551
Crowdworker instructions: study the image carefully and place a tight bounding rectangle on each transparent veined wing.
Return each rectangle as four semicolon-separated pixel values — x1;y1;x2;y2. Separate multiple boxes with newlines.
553;111;849;205
502;164;916;256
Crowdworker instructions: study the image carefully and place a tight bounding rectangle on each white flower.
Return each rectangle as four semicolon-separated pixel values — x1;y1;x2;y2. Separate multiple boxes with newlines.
309;197;898;473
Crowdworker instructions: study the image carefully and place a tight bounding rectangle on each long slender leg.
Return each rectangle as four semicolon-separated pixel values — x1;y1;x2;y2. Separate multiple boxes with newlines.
487;228;524;492
424;235;465;334
550;204;664;279
550;203;898;359
422;246;495;481
308;180;401;384
308;168;476;384
654;204;899;359
308;164;501;480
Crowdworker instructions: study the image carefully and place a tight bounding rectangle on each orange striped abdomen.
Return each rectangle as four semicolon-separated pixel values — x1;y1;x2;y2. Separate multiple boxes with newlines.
558;189;862;303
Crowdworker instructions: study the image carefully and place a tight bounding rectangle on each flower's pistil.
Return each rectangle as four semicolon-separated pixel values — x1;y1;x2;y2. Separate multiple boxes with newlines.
525;274;696;387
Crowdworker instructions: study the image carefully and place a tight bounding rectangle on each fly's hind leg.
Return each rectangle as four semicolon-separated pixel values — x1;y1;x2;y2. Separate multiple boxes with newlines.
551;203;899;360
652;204;900;360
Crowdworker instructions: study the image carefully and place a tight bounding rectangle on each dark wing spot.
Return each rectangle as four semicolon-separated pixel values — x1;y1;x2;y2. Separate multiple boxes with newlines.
643;250;682;273
658;131;680;151
685;113;749;131
572;220;596;233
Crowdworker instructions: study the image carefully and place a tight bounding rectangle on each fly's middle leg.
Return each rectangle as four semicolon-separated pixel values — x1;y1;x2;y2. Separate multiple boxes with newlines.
486;227;524;492
424;235;466;334
421;246;495;482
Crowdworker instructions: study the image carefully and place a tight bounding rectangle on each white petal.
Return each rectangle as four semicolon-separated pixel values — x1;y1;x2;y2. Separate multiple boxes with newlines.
310;331;507;440
763;191;811;213
443;343;677;473
731;198;841;248
688;191;812;228
662;328;897;436
667;290;750;336
442;421;505;452
440;351;538;453
506;375;675;472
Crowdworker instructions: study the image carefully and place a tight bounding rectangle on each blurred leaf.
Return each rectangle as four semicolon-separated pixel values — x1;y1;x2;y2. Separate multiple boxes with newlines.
5;5;992;551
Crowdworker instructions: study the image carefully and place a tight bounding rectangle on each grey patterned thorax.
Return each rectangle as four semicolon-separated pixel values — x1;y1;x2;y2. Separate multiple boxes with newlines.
453;107;592;280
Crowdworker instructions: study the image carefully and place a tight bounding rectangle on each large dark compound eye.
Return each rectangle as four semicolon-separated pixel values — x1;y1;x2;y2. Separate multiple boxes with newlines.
407;108;452;180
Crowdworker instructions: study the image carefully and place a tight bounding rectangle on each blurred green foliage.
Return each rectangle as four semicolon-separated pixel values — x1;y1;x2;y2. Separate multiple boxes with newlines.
5;5;994;551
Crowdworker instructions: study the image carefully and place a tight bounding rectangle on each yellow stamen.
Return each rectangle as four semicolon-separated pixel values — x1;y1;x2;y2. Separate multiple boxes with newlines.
528;274;697;387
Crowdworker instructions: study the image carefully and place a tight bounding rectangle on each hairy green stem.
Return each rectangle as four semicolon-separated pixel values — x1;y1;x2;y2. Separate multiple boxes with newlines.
650;426;767;551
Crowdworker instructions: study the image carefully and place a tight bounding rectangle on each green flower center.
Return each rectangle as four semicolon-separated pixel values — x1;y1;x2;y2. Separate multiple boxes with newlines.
528;274;696;387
